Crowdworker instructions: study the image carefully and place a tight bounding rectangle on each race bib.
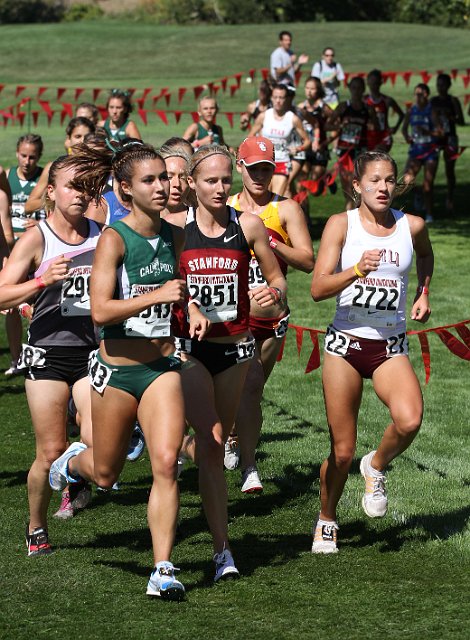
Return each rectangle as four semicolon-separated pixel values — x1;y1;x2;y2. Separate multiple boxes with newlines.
17;343;46;369
187;273;238;323
348;281;401;328
230;337;256;363
412;128;432;144
324;326;350;356
386;333;408;357
61;266;91;316
88;350;113;394
248;257;267;290
274;314;290;339
124;284;172;338
340;123;362;145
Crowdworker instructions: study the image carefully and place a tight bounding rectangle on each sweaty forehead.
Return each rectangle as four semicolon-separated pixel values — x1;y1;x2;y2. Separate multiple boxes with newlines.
362;160;395;177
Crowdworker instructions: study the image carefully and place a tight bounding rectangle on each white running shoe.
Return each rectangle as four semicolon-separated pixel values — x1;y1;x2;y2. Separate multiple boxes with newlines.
360;450;388;518
311;517;339;554
213;548;240;583
241;466;263;494
146;561;185;600
49;442;87;491
5;361;21;377
224;435;240;470
126;422;146;462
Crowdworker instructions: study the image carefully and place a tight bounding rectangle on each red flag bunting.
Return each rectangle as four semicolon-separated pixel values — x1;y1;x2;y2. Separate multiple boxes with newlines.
57;87;66;101
194;85;204;100
92;88;101;102
136;98;145;109
174;111;182;124
61;102;73;117
178;87;187;103
98;106;108;119
75;88;84;101
138;109;148;125
261;68;269;81
295;326;303;357
230;84;239;97
190;111;199;123
32;111;39;126
420;71;432;84
0;84;4;95
225;112;234;127
293;191;309;204
213;85;221;95
221;77;228;91
305;331;321;373
15;85;26;97
465;94;470;106
276;335;286;362
294;70;302;86
60;109;68;126
401;71;413;86
451;68;458;79
17;112;26;126
417;333;431;385
207;82;214;94
249;69;256;80
164;93;171;106
38;100;53;117
455;324;470;347
37;86;48;98
155;110;168;125
127;88;136;96
47;111;55;126
434;329;470;360
141;88;152;102
234;73;242;88
463;77;470;89
387;71;397;86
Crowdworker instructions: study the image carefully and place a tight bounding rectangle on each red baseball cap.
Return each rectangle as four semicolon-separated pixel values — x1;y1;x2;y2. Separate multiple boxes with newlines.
237;137;275;167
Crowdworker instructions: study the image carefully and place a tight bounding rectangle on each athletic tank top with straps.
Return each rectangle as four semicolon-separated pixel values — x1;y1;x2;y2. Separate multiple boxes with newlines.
196;122;222;144
102;219;177;340
175;206;251;338
409;104;434;145
228;193;290;287
104;118;129;142
261;108;295;163
338;102;369;150
8;166;43;231
333;208;413;340
29;219;101;347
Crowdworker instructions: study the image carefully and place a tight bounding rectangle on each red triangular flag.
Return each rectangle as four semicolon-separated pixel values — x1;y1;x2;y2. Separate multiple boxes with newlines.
221;77;228;91
75;87;84;101
249;69;256;80
155;110;168;125
234;73;242;88
194;86;204;100
190;111;199;123
32;110;39;126
230;84;238;97
261;68;269;81
417;333;431;385
138;109;148;125
61;102;73;117
164;93;171;106
37;86;48;98
92;88;101;102
15;85;26;97
402;71;413;86
225;112;234;127
420;71;432;84
451;68;458;79
305;331;321;373
178;87;187;103
57;87;66;101
17;112;26;126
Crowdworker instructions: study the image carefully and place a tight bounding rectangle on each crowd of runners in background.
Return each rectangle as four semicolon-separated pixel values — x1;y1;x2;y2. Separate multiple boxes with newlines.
3;27;463;599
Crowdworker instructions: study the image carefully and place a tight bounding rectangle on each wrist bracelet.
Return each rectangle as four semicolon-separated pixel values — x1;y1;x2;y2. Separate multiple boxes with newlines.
268;287;283;304
353;263;366;279
417;286;429;295
18;303;31;318
35;275;46;289
187;298;201;309
269;239;278;249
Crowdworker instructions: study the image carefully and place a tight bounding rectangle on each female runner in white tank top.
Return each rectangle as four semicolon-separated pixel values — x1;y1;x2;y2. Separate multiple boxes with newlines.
310;151;433;554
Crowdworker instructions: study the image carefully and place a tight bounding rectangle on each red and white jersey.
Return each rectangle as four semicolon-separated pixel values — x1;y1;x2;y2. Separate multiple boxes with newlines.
333;208;413;340
174;206;251;338
261;108;295;163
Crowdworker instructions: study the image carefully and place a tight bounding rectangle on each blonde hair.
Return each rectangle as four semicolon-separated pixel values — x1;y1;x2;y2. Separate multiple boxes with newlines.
188;144;232;177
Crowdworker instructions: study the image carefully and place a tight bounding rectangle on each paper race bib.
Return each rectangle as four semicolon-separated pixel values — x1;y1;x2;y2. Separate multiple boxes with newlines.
61;266;91;316
224;337;256;363
124;284;172;338
340;123;362;145
348;280;401;328
386;333;408;357
248;257;267;290
324;326;350;356
274;313;290;339
88;350;113;394
187;273;238;323
17;343;46;369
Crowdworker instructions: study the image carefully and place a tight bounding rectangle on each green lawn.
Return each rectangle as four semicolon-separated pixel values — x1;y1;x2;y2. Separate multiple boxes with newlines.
0;20;469;640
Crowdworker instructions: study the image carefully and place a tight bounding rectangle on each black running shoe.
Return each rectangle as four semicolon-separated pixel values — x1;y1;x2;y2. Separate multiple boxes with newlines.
26;525;53;557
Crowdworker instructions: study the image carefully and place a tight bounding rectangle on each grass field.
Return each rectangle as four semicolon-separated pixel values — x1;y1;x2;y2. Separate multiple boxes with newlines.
0;20;469;640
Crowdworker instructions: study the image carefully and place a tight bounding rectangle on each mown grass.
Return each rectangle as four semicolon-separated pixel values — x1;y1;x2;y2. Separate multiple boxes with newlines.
0;20;469;640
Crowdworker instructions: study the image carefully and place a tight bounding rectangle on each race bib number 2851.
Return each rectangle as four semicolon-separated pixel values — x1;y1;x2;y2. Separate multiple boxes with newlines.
187;273;238;323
